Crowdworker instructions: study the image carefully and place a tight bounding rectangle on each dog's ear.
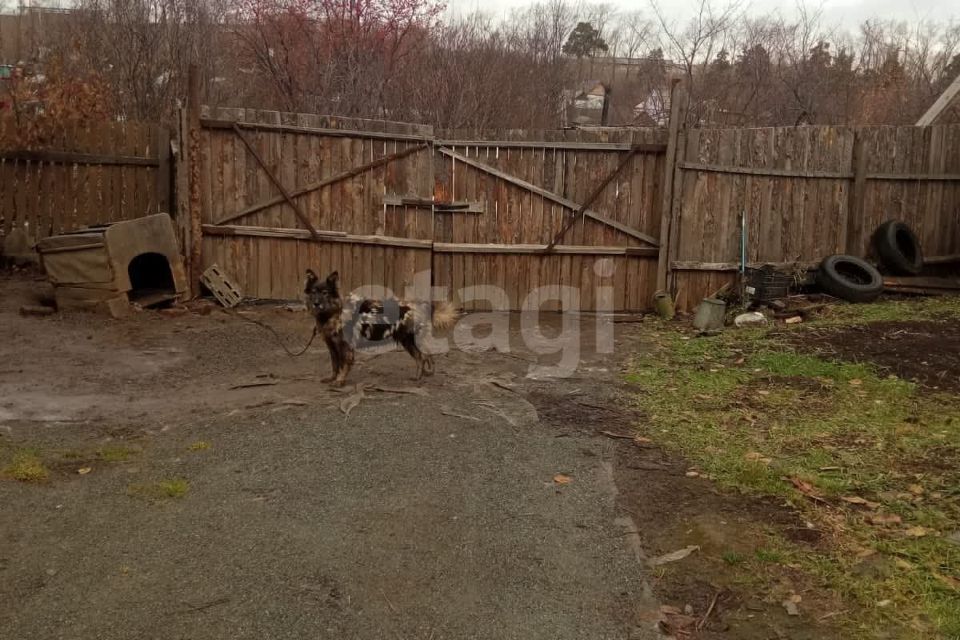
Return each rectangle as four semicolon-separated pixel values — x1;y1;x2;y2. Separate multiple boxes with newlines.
325;271;340;290
304;269;319;291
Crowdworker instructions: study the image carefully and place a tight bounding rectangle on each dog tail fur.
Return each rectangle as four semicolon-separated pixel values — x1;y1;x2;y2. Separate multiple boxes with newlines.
431;300;460;330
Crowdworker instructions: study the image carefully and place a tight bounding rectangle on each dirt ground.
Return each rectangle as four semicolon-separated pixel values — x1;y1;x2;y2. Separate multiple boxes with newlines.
1;270;844;639
788;320;960;392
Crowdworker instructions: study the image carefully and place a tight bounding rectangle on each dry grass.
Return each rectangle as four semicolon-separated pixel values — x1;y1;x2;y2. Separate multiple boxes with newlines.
626;305;960;639
2;450;49;483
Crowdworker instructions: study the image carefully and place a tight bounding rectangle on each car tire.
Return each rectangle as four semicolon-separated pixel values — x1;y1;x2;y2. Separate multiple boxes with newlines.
817;255;883;303
871;220;923;275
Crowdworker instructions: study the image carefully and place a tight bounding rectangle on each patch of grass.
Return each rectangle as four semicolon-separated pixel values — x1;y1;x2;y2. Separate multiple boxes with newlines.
128;478;189;500
187;441;210;452
2;450;48;482
754;547;787;564
625;302;960;638
157;478;189;497
820;296;960;325
97;446;139;462
722;551;745;566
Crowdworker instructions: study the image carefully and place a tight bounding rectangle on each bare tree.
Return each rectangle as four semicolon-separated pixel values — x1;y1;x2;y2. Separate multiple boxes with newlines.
649;0;743;122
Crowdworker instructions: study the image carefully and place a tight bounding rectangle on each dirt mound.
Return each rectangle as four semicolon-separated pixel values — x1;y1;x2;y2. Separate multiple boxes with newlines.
790;320;960;392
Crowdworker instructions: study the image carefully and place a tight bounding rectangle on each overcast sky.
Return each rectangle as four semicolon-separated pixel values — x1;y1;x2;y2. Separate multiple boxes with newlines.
447;0;958;32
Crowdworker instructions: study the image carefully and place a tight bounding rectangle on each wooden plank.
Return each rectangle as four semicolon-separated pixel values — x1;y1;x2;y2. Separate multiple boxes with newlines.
843;132;866;254
916;74;960;126
201;118;431;142
230;123;320;241
202;224;432;248
670;260;817;271
187;64;203;293
435;139;665;152
880;285;960;295
546;144;641;250
216;143;427;225
434;242;657;255
665;128;690;294
883;275;960;289
656;83;685;291
438;147;659;247
383;194;485;213
865;172;960;181
679;161;853;179
926;253;960;264
0;149;159;167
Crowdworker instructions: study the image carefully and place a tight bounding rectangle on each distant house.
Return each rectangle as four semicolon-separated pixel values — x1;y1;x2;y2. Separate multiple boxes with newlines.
633;89;670;126
564;55;686;127
563;81;609;126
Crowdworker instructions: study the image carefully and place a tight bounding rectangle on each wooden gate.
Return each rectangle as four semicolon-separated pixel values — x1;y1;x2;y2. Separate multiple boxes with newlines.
431;131;665;311
194;108;435;301
188;107;666;310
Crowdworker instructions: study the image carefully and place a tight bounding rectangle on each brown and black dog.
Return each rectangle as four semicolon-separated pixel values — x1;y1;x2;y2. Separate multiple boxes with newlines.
304;270;458;386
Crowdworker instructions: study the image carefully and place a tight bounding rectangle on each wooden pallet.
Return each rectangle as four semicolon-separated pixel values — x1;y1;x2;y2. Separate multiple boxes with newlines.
200;264;243;308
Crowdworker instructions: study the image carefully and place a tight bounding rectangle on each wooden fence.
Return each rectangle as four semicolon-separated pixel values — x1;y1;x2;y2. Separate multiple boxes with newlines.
178;100;960;311
4;91;958;313
0;118;170;241
660;114;960;309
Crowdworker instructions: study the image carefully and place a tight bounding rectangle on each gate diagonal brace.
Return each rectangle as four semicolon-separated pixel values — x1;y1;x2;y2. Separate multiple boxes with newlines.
545;145;642;252
231;123;321;241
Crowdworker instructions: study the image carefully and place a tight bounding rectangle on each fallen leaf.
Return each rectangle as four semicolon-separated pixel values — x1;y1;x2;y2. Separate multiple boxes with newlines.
685;471;700;477
659;605;683;616
904;526;930;538
867;513;903;526
744;451;772;465
77;467;92;475
784;316;803;324
908;484;924;495
649;545;700;567
789;476;823;499
757;390;771;396
553;474;572;485
339;383;367;415
876;599;892;608
848;379;863;386
895;559;915;570
633;436;652;444
841;496;880;509
789;594;802;603
932;572;960;591
735;357;745;365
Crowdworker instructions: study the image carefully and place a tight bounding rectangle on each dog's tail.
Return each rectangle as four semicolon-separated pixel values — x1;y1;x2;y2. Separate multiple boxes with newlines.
431;300;460;330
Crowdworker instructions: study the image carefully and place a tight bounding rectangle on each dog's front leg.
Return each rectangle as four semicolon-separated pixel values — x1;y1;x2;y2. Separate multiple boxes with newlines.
332;340;355;387
321;335;340;383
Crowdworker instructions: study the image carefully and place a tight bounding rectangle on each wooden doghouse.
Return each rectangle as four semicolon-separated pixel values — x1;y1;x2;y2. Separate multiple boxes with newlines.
36;213;188;317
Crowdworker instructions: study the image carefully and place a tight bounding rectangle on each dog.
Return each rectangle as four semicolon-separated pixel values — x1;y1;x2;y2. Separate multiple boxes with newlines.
304;269;458;386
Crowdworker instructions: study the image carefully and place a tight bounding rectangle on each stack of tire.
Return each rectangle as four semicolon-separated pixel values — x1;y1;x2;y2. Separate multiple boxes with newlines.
817;221;923;303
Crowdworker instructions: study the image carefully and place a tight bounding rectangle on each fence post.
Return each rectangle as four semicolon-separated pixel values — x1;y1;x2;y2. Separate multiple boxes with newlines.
155;125;171;214
656;79;687;295
844;131;867;255
187;63;203;296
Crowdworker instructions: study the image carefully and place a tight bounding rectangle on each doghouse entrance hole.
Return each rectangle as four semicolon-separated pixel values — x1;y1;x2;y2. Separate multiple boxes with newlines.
128;252;176;307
